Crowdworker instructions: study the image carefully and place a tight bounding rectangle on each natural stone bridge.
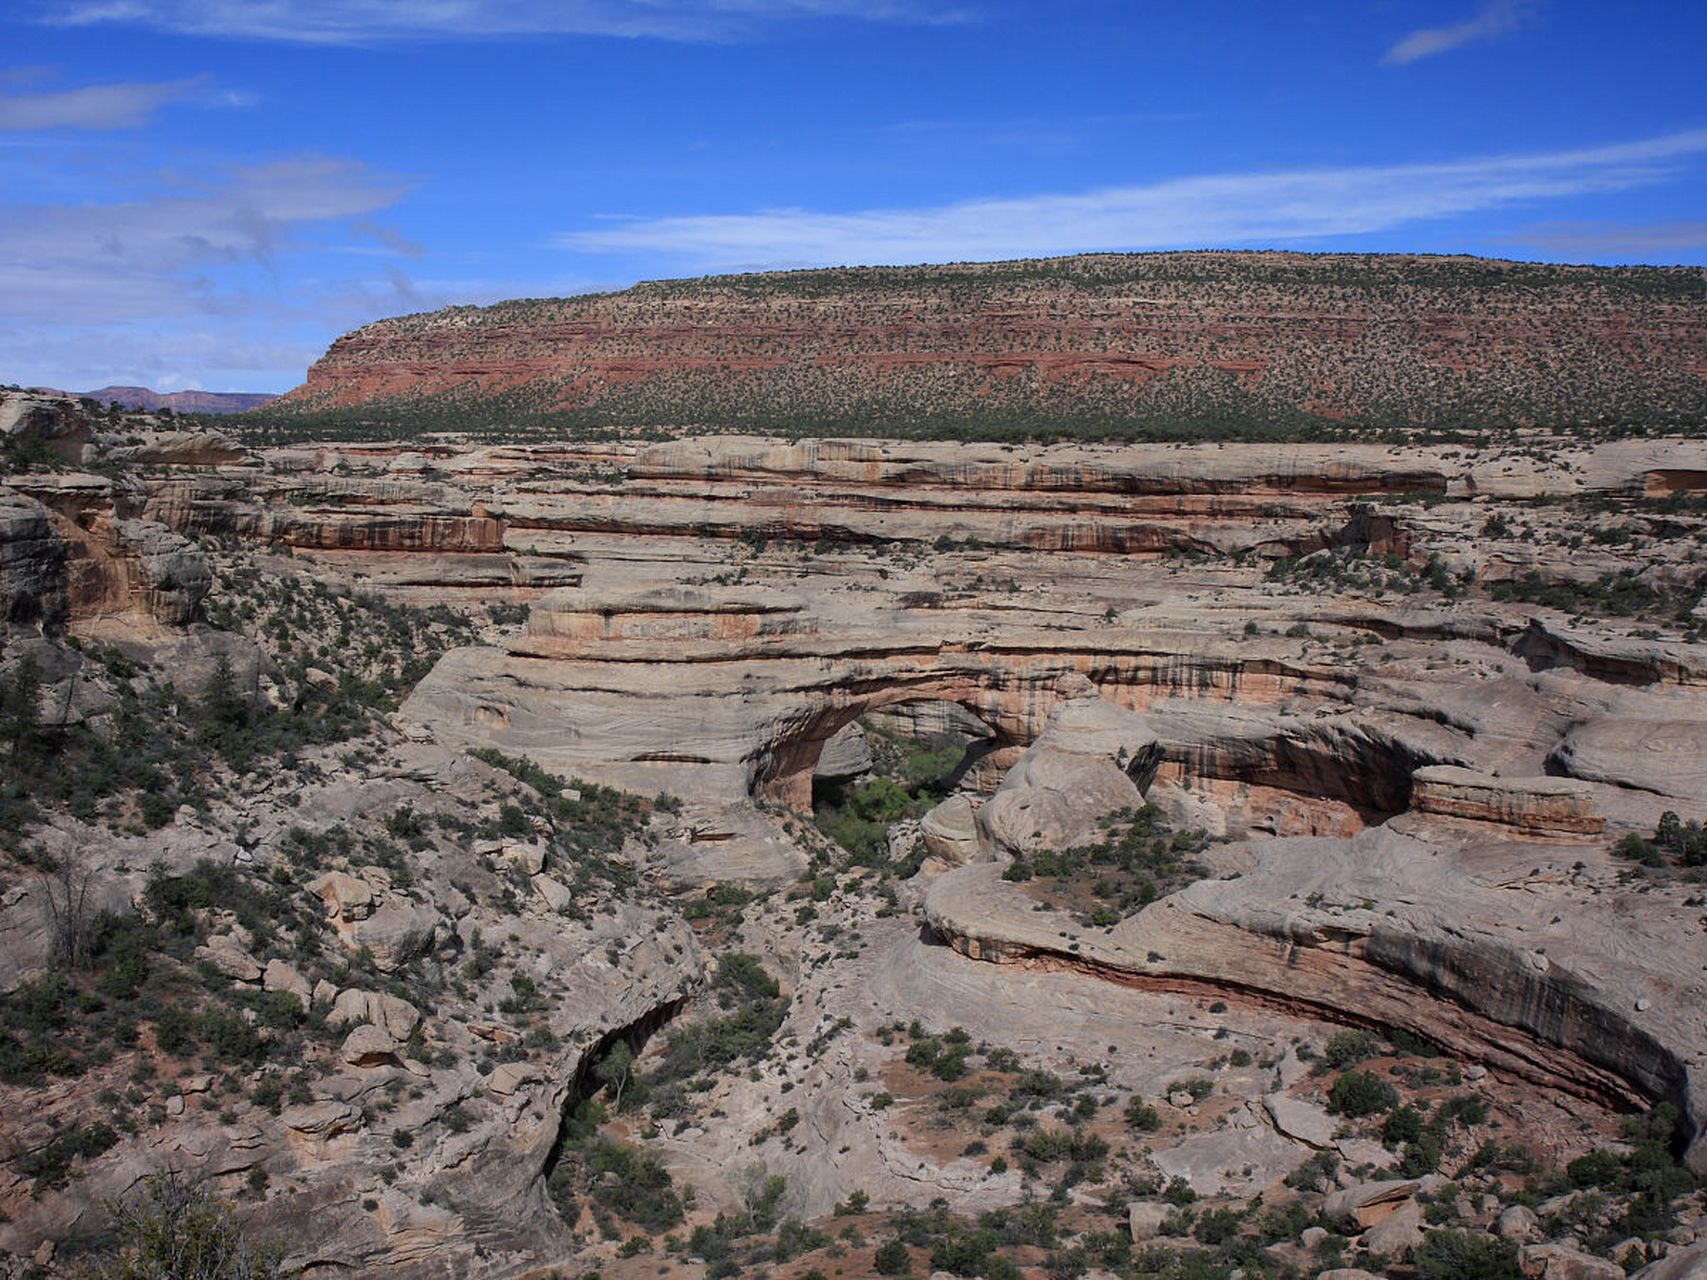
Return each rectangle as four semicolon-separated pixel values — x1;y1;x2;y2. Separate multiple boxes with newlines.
408;583;1492;830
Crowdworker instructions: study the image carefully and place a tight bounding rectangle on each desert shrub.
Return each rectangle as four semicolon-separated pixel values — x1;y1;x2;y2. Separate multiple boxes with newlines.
1286;1150;1341;1193
874;1239;912;1275
1328;1069;1398;1117
89;1172;284;1279
583;1137;684;1230
1321;1029;1374;1068
774;1219;832;1262
17;1121;119;1190
1124;1099;1161;1131
1411;1229;1521;1280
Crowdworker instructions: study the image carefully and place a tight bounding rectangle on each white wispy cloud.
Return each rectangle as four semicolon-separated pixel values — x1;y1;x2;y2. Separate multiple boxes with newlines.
1383;0;1537;65
1506;219;1707;258
3;319;327;393
0;155;408;325
35;0;968;43
0;74;211;130
556;130;1707;269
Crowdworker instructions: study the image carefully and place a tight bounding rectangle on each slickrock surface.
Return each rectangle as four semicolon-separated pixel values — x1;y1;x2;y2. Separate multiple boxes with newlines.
3;393;1706;1278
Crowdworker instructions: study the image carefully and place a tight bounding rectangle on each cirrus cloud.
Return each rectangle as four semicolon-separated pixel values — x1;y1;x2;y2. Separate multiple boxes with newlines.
0;155;409;326
1383;0;1538;66
34;0;970;44
0;74;214;130
557;130;1707;269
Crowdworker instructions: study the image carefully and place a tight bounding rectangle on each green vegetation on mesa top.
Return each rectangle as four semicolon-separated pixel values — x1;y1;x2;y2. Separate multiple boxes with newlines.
237;250;1707;446
408;251;1707;309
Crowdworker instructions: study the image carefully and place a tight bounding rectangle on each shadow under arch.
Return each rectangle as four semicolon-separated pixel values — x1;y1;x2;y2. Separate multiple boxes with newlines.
750;677;1040;814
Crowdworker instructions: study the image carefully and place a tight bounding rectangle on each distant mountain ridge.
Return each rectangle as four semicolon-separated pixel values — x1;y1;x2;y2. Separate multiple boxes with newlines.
30;385;278;415
266;251;1707;437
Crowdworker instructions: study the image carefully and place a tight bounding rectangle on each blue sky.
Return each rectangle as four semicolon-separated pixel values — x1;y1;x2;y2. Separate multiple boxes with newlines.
3;0;1705;393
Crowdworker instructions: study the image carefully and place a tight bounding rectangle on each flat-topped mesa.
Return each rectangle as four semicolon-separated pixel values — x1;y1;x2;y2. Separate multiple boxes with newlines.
266;252;1707;432
1407;765;1606;838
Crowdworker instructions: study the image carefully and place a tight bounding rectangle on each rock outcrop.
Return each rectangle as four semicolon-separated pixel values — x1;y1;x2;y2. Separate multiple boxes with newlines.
923;819;1707;1173
0;490;68;627
974;673;1161;858
1408;765;1605;838
0;391;91;461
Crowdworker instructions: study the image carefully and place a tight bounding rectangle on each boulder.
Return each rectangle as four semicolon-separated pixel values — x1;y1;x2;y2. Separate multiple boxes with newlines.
351;898;442;972
341;1024;398;1068
1499;1205;1542;1242
976;673;1161;858
194;936;261;982
533;874;574;911
1362;1201;1424;1258
1521;1243;1626;1280
500;839;548;876
1129;1202;1169;1241
1630;1243;1707;1279
1264;1093;1337;1148
262;960;312;1005
307;872;374;922
486;1062;540;1097
920;794;981;867
330;988;370;1027
331;989;421;1040
1323;1178;1421;1232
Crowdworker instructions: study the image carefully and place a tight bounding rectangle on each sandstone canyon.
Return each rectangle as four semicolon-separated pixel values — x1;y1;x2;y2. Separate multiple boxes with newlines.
2;253;1707;1280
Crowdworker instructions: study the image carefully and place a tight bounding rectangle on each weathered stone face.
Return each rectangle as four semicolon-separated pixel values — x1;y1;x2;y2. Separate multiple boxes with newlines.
974;675;1162;859
108;518;211;624
0;391;91;461
0;490;68;627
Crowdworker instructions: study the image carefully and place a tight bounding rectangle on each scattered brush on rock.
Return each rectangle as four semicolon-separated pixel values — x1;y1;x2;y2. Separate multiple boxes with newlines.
0;855;343;1103
1538;1104;1699;1247
548;1100;687;1237
202;569;476;717
1267;547;1462;600
468;746;660;906
625;953;789;1124
1614;810;1707;873
1001;804;1211;925
87;1171;285;1279
0;562;478;848
1487;568;1686;621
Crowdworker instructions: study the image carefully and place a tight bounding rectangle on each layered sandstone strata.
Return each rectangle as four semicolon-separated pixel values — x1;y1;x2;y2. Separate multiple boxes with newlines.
268;252;1707;432
1407;765;1606;838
